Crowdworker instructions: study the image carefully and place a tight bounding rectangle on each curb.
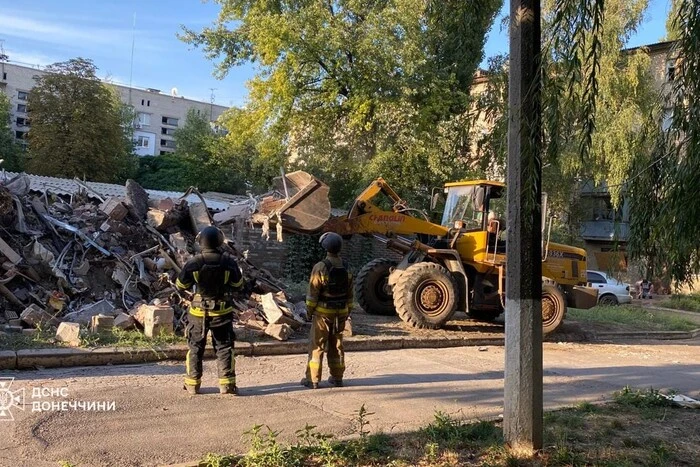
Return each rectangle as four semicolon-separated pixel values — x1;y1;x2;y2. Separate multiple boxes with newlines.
1;329;697;371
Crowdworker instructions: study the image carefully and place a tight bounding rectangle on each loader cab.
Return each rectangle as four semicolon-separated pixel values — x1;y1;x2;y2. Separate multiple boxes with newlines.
440;180;506;231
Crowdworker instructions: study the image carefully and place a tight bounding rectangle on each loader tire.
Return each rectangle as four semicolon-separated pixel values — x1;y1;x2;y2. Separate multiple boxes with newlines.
542;284;567;335
356;259;397;316
394;262;458;329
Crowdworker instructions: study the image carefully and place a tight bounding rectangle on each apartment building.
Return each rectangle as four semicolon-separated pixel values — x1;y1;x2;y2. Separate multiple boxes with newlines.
0;60;228;156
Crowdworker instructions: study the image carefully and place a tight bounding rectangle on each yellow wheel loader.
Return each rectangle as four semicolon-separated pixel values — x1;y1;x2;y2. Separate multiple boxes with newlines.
264;172;598;334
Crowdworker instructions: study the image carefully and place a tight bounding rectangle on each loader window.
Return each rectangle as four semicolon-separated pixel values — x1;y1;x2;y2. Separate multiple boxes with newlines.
441;186;486;230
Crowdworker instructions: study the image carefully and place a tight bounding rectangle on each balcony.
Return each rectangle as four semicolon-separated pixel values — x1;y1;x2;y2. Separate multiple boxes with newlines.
580;220;629;242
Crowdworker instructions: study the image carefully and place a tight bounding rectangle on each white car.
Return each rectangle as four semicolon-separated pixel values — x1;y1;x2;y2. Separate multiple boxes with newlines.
586;270;632;306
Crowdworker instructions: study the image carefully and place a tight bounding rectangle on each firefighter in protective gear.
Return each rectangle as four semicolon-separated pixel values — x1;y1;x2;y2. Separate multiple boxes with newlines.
176;226;245;395
301;232;353;389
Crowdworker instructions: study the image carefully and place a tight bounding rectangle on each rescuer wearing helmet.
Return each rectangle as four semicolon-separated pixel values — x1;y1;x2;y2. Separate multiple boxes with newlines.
176;226;245;395
301;232;353;389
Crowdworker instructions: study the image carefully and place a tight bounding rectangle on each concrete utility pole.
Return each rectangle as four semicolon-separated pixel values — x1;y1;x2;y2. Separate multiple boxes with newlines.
504;0;543;455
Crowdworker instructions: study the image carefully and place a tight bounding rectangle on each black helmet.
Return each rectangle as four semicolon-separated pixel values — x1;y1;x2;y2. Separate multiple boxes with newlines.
198;226;224;250
319;232;342;254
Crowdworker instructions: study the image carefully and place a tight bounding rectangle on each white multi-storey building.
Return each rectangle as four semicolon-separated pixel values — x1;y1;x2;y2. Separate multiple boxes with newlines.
0;60;228;156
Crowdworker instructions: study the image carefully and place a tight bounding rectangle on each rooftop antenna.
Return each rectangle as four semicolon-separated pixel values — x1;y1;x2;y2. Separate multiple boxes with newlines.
128;13;136;106
209;88;217;120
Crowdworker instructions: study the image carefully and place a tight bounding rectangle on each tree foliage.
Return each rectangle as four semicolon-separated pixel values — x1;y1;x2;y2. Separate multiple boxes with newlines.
628;0;700;284
26;58;134;182
182;0;501;207
473;0;659;241
0;92;24;171
135;108;253;193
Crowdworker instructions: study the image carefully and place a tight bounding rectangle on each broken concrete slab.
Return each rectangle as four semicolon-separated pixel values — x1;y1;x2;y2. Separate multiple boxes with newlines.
244;320;267;332
20;304;60;328
189;202;212;234
0;235;22;264
99;198;128;221
260;293;284;324
56;322;81;346
90;314;115;334
264;323;292;341
113;312;136;330
63;300;116;325
125;179;149;220
213;204;250;225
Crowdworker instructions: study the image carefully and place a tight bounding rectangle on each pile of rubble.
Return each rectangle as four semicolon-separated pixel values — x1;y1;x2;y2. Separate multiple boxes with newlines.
0;172;308;345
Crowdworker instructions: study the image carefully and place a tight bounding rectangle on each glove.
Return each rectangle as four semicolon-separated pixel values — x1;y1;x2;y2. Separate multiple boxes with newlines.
305;308;314;322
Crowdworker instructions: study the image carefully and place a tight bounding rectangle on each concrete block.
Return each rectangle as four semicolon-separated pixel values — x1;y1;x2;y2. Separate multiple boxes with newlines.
264;323;292;341
56;322;81;346
113;312;136;330
99;198;128;221
21;328;38;336
143;305;174;338
90;314;115;333
146;209;167;229
20;303;60;328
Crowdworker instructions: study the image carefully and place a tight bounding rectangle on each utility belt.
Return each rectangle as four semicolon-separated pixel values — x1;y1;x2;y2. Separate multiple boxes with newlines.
189;294;233;318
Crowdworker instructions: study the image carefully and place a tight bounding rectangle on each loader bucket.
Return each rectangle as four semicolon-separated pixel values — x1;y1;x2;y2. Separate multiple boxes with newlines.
268;171;331;234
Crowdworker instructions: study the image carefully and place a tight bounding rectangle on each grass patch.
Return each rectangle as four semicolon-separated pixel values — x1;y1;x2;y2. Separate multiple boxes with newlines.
79;327;185;348
658;293;700;313
568;305;698;331
0;325;57;350
0;325;184;351
200;388;699;466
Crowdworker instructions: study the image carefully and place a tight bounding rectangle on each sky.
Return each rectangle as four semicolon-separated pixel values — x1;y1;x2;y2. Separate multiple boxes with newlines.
0;0;674;108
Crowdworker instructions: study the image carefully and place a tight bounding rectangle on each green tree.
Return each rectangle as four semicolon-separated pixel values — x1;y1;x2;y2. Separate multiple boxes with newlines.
0;92;24;171
473;0;660;241
627;0;700;284
182;0;501;207
666;0;682;40
135;108;252;193
26;58;134;182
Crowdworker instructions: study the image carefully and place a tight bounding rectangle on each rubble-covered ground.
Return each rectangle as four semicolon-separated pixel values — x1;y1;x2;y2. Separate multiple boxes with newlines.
0;172;308;348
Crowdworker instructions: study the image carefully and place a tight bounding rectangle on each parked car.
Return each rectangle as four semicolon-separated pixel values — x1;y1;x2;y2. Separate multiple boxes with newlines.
586;270;632;306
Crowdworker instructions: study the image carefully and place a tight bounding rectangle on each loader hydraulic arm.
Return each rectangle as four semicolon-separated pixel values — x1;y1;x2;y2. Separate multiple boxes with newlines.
324;178;450;238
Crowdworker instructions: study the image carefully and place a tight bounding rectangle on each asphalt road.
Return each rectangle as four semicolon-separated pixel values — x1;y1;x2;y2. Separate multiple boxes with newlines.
1;339;698;467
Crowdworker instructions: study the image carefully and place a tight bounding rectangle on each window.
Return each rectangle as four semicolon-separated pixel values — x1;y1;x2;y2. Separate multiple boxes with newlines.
160;150;168;155
161;127;176;136
17;90;29;101
587;272;606;284
662;109;673;132
161;116;179;126
16;117;29;127
666;59;676;82
160;139;176;148
147;100;150;107
141;99;145;106
135;136;150;148
15;130;27;140
2;72;6;80
137;113;151;126
17;103;27;113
